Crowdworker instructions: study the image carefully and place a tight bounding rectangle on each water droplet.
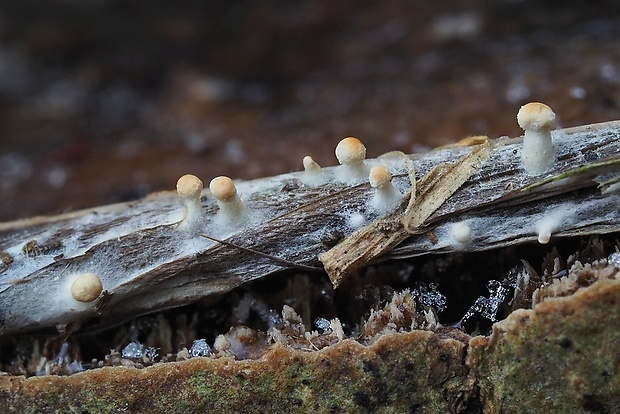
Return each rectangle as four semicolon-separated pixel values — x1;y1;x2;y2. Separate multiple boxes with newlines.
608;252;620;268
189;339;211;357
121;341;145;358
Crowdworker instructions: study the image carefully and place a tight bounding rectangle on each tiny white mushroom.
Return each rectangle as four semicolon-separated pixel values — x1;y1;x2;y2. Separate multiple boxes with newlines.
334;137;369;182
71;272;103;303
535;213;561;244
452;221;472;244
300;155;326;185
303;155;322;173
176;174;204;232
517;102;556;174
209;176;248;226
368;165;402;214
537;229;551;244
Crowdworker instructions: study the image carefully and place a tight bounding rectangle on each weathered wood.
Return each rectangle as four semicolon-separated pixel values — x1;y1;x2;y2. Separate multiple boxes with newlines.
0;121;618;335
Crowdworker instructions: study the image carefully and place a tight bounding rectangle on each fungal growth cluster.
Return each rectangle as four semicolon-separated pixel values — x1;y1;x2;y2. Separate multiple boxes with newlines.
0;102;618;353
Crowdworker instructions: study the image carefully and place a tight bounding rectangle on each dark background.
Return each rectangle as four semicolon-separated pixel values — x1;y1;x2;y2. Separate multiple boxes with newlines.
1;0;619;221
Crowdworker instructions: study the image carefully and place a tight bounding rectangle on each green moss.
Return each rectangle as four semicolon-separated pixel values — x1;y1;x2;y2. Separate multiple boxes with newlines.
474;281;620;413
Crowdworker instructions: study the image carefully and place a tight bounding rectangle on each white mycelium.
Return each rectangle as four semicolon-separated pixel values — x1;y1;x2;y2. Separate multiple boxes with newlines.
451;221;472;244
517;102;556;174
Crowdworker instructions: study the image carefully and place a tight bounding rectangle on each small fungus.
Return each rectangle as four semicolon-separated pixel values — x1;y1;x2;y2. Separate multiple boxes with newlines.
535;213;561;244
176;174;204;231
300;155;326;185
70;272;103;303
209;176;248;226
517;102;556;174
537;228;551;244
334;137;369;182
452;221;472;244
368;165;402;214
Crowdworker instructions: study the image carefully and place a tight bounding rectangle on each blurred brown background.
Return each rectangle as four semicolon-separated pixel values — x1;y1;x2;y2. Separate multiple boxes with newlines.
1;0;619;221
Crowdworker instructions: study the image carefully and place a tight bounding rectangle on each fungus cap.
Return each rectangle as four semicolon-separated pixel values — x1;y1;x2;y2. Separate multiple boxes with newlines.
335;137;366;165
71;272;103;303
210;176;237;202
369;165;392;188
176;174;203;199
517;102;556;131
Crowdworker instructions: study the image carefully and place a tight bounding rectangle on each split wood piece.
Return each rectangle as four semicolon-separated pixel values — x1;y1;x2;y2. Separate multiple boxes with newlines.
319;140;493;287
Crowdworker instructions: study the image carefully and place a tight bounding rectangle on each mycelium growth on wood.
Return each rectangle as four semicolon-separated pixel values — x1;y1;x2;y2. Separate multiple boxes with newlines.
0;103;619;411
0;109;618;334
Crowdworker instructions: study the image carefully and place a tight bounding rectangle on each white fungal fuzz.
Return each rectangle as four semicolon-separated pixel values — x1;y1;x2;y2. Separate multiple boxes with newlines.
517;102;556;174
535;213;561;244
347;211;366;229
176;174;204;232
300;155;326;185
334;137;370;182
209;176;249;227
452;221;472;244
368;165;402;215
70;272;103;303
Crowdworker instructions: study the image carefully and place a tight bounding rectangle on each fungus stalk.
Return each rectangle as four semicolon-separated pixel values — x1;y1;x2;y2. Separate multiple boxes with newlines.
335;137;369;182
301;156;326;185
368;165;402;215
176;174;205;233
517;102;556;174
209;176;248;227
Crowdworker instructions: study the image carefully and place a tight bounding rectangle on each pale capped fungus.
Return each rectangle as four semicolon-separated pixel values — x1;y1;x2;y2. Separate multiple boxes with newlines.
335;137;366;166
210;176;237;202
177;174;203;200
368;165;402;215
300;155;327;185
369;165;392;189
535;213;562;244
452;221;472;244
303;156;322;174
517;102;556;174
176;174;204;232
71;272;103;303
334;137;369;182
209;176;248;226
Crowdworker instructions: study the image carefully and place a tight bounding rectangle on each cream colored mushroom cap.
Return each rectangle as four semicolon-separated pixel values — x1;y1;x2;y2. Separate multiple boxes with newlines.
517;102;556;131
369;165;392;188
71;272;103;303
176;174;203;199
210;176;237;201
335;137;366;165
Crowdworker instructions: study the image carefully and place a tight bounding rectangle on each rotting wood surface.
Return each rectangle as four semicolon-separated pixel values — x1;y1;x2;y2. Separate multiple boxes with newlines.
1;121;619;335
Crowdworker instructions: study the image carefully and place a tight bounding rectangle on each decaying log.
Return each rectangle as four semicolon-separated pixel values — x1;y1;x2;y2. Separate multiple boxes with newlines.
0;120;618;335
